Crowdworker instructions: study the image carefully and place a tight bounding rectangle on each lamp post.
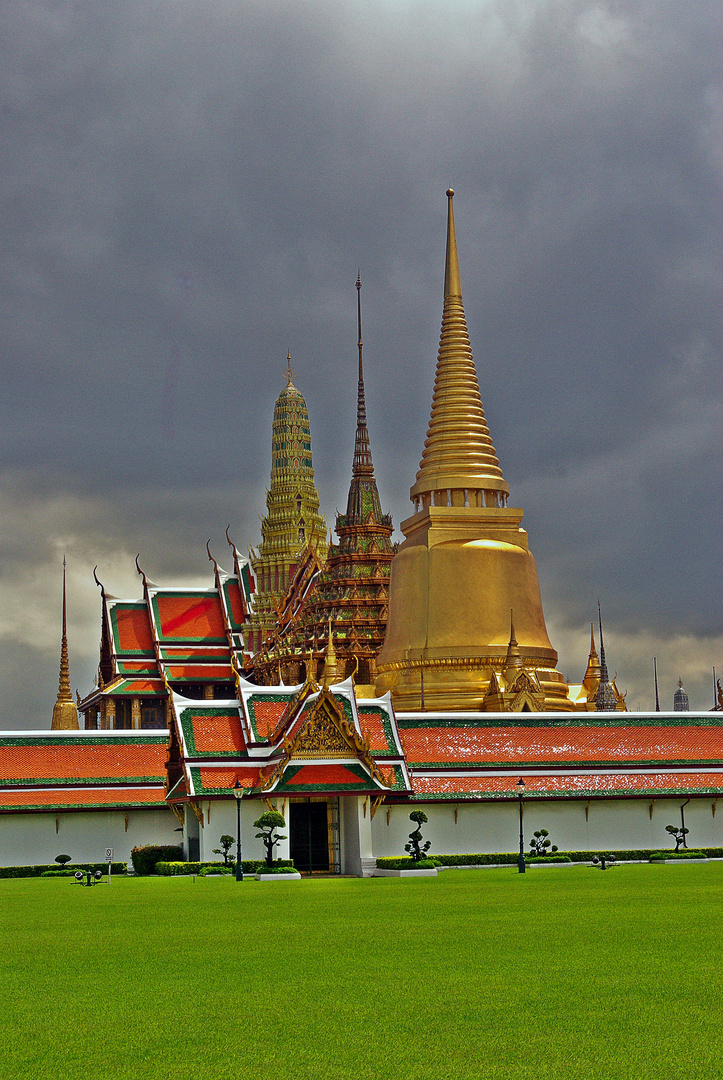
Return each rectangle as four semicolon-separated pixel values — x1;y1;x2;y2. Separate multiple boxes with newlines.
233;779;244;881
517;777;526;874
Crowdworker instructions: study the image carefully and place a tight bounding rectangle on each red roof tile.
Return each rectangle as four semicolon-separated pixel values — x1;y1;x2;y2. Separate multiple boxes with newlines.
155;594;226;641
195;767;262;792
411;772;723;797
0;787;166;810
0;741;167;784
400;726;723;765
187;713;246;755
250;700;288;738
167;665;234;681
113;606;154;653
285;764;367;787
359;710;391;752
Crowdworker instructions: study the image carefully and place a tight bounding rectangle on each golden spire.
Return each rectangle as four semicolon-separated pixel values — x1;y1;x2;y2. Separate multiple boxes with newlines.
51;557;79;730
410;189;508;504
322;617;338;686
504;611;524;681
285;352;294;386
582;622;601;695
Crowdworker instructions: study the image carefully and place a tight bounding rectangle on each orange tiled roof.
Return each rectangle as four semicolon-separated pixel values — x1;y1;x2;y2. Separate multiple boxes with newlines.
0;740;168;785
194;767;262;793
400;725;723;765
166;665;234;681
113;606;154;653
411;771;723;798
284;764;368;787
185;712;246;755
250;700;288;738
359;710;392;752
154;594;227;641
0;787;167;810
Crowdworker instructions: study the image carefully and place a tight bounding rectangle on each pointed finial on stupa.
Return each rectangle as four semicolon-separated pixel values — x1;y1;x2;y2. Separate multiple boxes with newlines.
285;352;294;386
351;271;374;479
322;617;338;687
595;601;617;712
410;189;508;507
444;188;462;299
504;610;523;680
582;622;601;695
51;556;79;730
654;656;660;712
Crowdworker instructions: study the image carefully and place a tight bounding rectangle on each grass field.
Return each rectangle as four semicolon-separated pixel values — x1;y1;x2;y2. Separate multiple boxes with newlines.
1;864;722;1080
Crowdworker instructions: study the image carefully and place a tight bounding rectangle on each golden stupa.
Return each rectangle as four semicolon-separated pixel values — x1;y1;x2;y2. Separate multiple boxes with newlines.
375;190;573;712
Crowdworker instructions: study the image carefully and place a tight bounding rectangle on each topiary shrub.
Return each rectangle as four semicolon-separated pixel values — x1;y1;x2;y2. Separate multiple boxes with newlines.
529;829;558;857
665;824;689;852
404;810;431;862
211;835;236;867
253;811;287;869
54;854;72;867
131;845;184;875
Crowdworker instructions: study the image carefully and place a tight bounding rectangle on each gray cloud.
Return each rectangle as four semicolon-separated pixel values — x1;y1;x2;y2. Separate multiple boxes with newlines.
1;0;720;726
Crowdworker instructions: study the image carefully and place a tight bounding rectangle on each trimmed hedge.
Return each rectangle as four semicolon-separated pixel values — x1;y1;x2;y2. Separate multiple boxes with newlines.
40;869;79;877
377;848;723;870
649;850;706;861
255;866;301;875
0;862;126;879
527;855;572;864
155;859;295;876
131;845;184;875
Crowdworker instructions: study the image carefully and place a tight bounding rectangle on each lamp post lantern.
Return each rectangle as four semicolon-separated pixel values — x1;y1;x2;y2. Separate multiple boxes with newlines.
517;777;526;874
233;779;244;881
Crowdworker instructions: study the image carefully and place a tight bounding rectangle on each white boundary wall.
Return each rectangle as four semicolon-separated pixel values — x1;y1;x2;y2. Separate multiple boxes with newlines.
0;808;179;867
371;797;723;858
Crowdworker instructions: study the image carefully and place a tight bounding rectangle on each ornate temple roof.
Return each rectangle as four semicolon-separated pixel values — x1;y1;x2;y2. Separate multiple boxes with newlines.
79;543;255;719
253;279;394;686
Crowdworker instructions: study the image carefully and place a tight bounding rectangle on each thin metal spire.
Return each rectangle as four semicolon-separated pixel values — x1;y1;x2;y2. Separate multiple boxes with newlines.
352;273;373;478
595;601;617;712
654;656;660;712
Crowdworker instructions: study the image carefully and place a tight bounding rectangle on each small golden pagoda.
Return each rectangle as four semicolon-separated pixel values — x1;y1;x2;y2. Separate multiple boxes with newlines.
51;557;79;730
375;190;573;712
245;358;328;655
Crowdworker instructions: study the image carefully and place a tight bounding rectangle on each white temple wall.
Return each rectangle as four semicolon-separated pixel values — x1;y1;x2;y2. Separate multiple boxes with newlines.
194;799;289;865
0;808;178;868
371;797;723;859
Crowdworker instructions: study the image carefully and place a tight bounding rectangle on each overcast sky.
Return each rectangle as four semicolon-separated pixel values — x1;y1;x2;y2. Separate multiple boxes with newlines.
1;0;721;728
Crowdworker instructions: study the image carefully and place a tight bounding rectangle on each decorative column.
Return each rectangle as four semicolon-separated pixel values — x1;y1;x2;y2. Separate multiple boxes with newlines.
131;697;141;729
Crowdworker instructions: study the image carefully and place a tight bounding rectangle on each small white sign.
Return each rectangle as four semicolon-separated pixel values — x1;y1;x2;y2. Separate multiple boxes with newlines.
105;848;113;862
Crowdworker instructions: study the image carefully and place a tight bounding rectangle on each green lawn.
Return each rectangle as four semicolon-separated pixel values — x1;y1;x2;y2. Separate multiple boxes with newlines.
1;864;721;1080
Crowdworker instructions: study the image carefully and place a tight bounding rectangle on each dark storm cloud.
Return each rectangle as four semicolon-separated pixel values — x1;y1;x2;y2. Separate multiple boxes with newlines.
1;0;720;726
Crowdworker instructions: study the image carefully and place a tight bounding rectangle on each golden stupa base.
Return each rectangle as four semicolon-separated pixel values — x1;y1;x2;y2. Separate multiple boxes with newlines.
375;658;574;713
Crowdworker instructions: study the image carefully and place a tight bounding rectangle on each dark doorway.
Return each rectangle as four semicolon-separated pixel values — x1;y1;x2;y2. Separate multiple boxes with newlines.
290;801;329;873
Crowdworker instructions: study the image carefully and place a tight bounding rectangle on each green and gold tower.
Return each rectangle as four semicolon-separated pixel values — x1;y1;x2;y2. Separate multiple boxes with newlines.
246;359;328;655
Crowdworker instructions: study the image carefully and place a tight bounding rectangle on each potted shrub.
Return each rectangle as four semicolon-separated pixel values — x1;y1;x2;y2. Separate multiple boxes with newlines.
252;812;300;880
375;811;438;877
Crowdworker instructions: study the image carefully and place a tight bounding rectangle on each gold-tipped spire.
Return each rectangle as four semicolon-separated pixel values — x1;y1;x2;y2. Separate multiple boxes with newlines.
51;557;79;730
504;611;524;681
285;352;294;386
410;188;508;504
582;622;601;695
322;617;338;686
